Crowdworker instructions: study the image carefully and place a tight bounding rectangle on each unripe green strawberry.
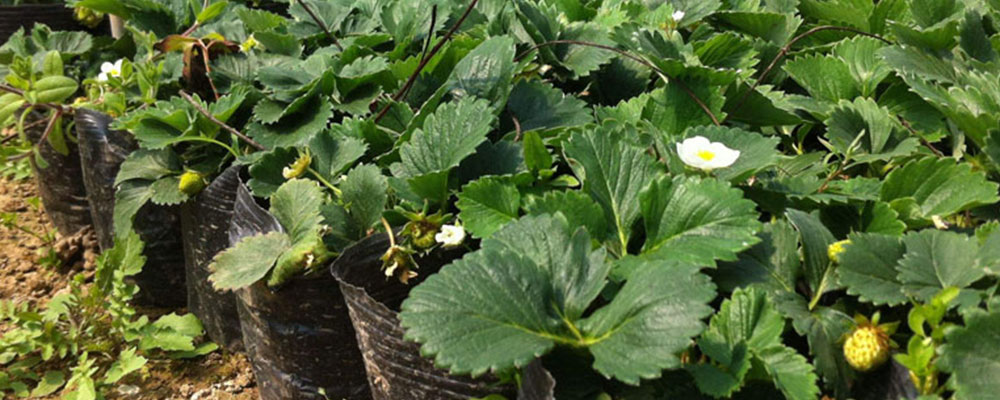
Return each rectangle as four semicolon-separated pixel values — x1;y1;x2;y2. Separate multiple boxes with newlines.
178;171;207;195
74;6;104;29
843;324;890;371
411;228;437;249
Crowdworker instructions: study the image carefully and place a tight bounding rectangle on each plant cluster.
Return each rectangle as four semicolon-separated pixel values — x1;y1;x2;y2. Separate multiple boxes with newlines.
0;232;213;398
5;0;1000;399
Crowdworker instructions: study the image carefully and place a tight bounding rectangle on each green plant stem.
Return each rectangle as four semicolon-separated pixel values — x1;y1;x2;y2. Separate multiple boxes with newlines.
183;136;240;158
308;167;342;198
808;263;835;311
4;222;48;243
16;104;34;143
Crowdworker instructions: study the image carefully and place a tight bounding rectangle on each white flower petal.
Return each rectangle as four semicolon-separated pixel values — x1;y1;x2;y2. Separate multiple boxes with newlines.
100;62;114;74
434;224;465;247
672;10;685;22
676;135;740;171
97;72;108;82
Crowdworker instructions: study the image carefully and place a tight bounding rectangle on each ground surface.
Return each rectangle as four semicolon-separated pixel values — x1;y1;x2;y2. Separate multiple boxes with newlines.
1;177;259;400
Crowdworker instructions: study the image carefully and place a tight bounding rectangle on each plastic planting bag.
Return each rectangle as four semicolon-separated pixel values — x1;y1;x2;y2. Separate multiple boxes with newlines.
229;179;369;400
180;165;243;351
330;234;518;400
22;110;91;236
75;108;186;307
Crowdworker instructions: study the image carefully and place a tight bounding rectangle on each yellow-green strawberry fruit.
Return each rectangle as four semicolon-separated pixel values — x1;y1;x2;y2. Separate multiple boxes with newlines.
843;324;890;371
178;171;207;195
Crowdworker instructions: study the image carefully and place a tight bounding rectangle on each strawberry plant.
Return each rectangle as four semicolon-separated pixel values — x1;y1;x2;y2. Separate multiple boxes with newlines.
46;0;1000;399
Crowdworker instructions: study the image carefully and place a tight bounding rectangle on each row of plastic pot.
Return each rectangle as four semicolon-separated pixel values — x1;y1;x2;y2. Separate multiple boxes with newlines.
25;108;553;400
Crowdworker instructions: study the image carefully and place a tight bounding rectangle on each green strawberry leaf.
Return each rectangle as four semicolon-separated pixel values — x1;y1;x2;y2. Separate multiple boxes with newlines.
897;229;984;301
524;190;608;242
938;309;1000;400
308;132;368;184
786;209;837;299
456;177;521;239
430;36;516;113
832;36;892;96
837;233;908;306
114;149;182;186
401;215;715;384
340;164;388;235
112;180;154;237
555;23;615;78
881;157;999;225
208;231;290;291
777;298;855;398
642;84;726;136
783;54;859;103
247;147;296;198
506;80;593;133
247;95;333;148
640;175;762;267
687;340;751;398
755;345;822;400
712;220;802;295
149;176;189;206
269;179;325;243
580;259;716;384
393;98;495;178
824;97;919;163
564;125;660;252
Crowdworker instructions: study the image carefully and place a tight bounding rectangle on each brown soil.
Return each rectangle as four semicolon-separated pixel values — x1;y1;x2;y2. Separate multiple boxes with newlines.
1;177;259;400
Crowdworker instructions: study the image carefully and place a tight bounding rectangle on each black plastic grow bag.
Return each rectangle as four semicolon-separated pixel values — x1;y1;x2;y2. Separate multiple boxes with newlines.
180;165;243;351
0;4;84;44
330;233;518;400
22;110;91;236
229;180;369;400
75;108;186;307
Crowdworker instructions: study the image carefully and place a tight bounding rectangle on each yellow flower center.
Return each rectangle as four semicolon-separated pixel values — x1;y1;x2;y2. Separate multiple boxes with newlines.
696;149;716;161
828;239;851;263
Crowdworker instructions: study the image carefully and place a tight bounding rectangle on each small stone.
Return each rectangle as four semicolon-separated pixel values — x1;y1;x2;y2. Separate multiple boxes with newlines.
117;384;140;396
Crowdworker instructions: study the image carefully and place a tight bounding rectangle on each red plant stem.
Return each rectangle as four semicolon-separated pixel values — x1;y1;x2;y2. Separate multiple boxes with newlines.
898;116;945;157
197;41;222;101
373;0;480;123
179;90;267;151
36;109;62;151
0;84;71;114
516;40;721;126
297;0;345;51
725;26;892;123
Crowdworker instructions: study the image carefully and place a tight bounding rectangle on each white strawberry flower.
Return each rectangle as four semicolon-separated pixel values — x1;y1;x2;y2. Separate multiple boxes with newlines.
434;224;465;248
676;136;740;172
672;10;685;22
97;59;124;82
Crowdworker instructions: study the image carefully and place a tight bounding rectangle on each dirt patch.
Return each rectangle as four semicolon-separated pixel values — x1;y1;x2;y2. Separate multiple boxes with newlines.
108;352;257;400
1;177;259;400
0;177;73;306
